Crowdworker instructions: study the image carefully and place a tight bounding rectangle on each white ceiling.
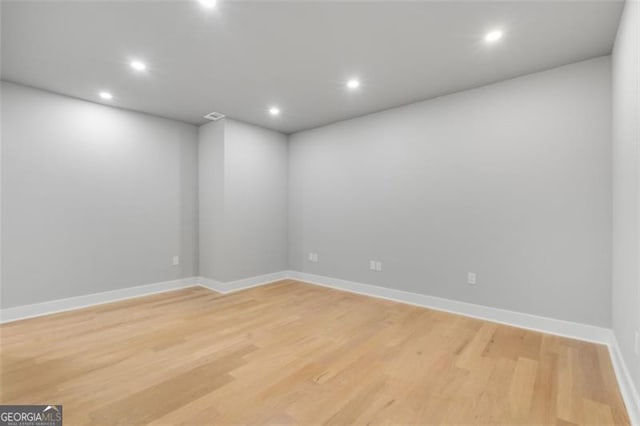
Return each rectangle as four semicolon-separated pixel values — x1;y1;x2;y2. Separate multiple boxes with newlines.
1;0;624;134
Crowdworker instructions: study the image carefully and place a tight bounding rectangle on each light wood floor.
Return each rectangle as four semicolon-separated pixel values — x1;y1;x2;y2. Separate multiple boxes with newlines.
0;280;630;425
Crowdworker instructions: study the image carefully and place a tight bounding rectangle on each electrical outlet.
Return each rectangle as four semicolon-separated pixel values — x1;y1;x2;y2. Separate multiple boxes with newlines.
308;253;318;263
375;261;382;271
467;272;477;285
635;331;640;356
370;260;377;270
172;255;180;266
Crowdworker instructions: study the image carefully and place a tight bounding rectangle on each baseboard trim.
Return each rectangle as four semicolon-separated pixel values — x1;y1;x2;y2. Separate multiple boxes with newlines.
288;271;612;345
196;271;290;294
2;271;612;344
0;271;289;324
197;277;225;292
609;335;640;426
0;277;199;324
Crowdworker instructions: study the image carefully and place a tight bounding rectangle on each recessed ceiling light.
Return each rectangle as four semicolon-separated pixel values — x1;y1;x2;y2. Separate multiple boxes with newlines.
484;30;503;43
269;107;280;116
199;0;217;8
130;60;147;71
99;91;113;100
346;78;361;90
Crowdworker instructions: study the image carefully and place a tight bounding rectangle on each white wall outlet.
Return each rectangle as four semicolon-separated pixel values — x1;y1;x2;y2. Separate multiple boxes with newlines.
375;261;382;271
467;272;477;285
172;255;180;266
635;331;640;356
308;253;318;262
370;260;376;270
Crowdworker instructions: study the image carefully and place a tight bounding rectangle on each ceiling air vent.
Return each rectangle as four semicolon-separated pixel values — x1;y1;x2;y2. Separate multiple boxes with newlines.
203;111;226;121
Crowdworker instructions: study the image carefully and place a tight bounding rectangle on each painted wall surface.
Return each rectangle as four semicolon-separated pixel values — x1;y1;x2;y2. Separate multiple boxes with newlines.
1;82;199;308
1;53;620;337
198;119;226;281
223;119;288;281
612;0;640;396
198;118;288;282
289;57;612;327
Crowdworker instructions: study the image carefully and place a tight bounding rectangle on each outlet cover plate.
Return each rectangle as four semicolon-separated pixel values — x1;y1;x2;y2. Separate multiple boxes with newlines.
467;272;477;285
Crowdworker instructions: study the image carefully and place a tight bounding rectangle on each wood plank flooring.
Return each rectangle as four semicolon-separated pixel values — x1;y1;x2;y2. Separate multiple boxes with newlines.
0;280;630;425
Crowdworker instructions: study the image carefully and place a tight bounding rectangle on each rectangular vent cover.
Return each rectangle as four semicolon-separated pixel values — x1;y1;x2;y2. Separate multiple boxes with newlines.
203;111;226;121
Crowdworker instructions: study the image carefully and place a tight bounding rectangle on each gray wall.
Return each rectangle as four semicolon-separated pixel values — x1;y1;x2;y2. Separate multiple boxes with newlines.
198;119;226;281
199;118;288;282
289;57;612;327
1;82;198;308
612;0;640;395
1;54;619;333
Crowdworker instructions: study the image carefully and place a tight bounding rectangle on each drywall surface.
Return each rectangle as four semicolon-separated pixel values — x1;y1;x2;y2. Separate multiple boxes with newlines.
1;81;198;308
198;119;226;281
612;0;640;396
223;119;288;281
198;119;288;282
289;57;612;326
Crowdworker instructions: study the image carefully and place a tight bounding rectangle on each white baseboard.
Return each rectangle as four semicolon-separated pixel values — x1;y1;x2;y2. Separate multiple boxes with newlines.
4;271;611;344
609;335;640;426
288;271;612;345
0;271;289;324
196;271;290;294
0;277;199;324
197;277;225;292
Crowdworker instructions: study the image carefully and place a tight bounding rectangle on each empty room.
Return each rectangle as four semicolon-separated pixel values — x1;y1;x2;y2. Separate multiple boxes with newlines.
0;0;639;425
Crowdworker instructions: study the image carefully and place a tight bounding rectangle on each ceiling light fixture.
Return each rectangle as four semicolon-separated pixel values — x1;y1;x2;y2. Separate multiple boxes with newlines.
99;91;113;100
130;60;147;71
346;78;361;90
199;0;217;8
269;107;280;116
484;30;503;43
